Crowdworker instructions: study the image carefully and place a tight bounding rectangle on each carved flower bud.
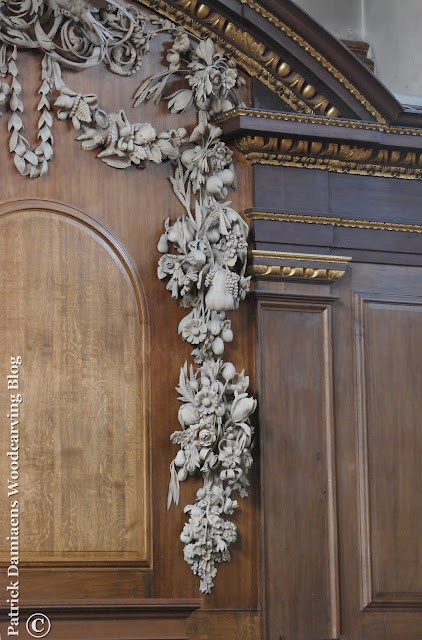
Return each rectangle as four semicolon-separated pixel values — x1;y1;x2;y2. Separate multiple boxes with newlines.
174;450;186;467
178;403;199;426
201;376;211;387
231;397;256;423
212;337;224;356
222;362;236;381
178;467;188;482
221;328;233;342
215;404;226;418
208;318;222;336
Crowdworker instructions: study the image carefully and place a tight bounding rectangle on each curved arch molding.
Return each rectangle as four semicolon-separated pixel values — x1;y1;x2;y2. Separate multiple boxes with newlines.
0;200;151;569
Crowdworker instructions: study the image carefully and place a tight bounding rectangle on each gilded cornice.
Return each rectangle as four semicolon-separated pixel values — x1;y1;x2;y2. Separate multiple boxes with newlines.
238;0;385;123
248;212;422;234
236;135;422;181
251;249;352;263
249;249;351;281
250;264;346;280
215;108;422;137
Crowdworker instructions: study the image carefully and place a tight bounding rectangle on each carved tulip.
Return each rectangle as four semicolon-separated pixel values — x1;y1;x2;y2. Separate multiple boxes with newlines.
231;396;256;423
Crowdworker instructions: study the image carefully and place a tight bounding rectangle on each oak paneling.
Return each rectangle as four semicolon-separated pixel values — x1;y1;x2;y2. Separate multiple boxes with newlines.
258;294;339;640
0;206;150;565
0;32;256;620
354;293;422;610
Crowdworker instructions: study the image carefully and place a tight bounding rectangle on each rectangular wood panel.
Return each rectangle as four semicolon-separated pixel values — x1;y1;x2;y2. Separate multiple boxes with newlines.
258;297;339;640
354;293;422;610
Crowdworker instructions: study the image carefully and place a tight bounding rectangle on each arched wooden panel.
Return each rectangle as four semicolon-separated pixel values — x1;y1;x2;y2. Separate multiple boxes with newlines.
0;204;151;575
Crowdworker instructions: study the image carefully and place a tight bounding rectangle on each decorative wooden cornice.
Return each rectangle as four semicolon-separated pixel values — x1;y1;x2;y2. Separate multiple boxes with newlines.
133;0;413;123
249;249;351;282
217;109;422;181
136;0;340;117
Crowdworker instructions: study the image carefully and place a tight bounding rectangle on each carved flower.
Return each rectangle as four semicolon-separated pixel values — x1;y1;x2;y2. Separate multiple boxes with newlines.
157;254;182;279
219;442;242;469
198;428;216;447
195;381;222;415
181;317;207;344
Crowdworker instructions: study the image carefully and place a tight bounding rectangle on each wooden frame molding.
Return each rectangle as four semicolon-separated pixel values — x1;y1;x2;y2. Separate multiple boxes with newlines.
247;211;422;234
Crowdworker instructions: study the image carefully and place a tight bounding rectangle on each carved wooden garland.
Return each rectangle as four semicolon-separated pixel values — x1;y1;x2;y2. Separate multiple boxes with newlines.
0;0;256;594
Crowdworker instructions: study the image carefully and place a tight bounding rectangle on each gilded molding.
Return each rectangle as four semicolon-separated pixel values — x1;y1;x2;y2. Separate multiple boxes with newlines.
236;135;422;181
248;212;422;234
238;0;385;123
251;249;352;263
136;0;340;117
250;264;346;280
215;108;422;137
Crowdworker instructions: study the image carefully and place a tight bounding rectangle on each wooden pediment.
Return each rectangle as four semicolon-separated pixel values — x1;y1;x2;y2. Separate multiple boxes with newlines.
133;0;420;126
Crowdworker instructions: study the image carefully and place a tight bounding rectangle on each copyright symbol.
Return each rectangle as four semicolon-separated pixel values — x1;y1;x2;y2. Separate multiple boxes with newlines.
26;613;51;638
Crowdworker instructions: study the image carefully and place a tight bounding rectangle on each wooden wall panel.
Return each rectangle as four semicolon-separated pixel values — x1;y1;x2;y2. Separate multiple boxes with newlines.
258;294;339;640
354;293;422;610
0;34;257;621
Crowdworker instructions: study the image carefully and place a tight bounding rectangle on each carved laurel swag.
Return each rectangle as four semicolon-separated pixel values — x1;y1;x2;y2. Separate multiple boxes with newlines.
0;0;256;594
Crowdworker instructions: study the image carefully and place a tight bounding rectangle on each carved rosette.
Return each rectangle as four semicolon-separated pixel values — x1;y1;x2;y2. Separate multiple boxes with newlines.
0;0;255;594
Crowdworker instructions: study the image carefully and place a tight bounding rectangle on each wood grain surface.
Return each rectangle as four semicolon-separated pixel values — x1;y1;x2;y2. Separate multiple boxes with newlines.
0;33;257;626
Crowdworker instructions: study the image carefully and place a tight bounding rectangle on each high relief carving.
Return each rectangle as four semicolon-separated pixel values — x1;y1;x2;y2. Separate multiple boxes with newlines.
0;0;256;594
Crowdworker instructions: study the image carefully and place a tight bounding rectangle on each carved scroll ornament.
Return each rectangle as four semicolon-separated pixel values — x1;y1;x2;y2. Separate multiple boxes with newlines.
0;1;256;594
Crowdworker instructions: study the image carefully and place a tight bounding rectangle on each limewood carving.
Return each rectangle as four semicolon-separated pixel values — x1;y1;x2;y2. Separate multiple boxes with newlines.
0;0;256;593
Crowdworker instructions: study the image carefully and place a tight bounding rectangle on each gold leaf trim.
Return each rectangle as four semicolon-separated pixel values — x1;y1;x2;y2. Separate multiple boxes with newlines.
251;249;352;263
238;0;385;123
250;264;346;280
248;212;422;234
243;151;422;181
215;108;422;137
